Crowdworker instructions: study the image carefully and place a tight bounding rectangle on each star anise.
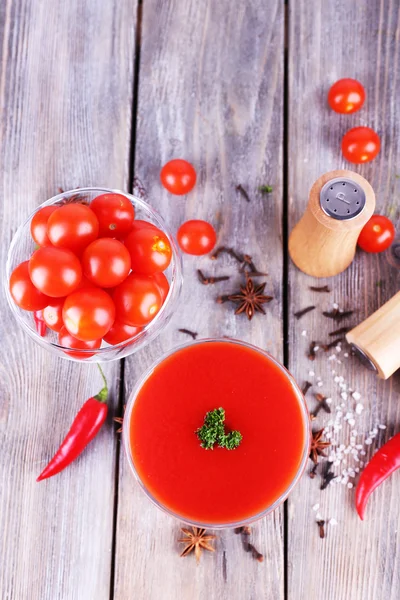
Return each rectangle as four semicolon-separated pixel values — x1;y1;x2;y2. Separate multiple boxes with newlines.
178;527;216;563
309;429;331;464
113;404;126;434
217;278;273;320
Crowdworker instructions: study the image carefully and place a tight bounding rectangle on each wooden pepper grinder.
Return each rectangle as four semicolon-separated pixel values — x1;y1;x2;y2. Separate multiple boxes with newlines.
289;170;376;277
346;292;400;379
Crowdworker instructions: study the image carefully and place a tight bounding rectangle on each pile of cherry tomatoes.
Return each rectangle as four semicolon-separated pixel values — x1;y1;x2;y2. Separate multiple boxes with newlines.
9;193;172;357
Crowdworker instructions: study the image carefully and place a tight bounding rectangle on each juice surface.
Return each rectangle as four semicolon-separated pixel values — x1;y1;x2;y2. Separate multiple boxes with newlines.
129;341;307;524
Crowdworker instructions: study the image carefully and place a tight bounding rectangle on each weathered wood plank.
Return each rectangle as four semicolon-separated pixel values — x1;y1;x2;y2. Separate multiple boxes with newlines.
0;1;136;598
288;1;400;599
114;0;285;598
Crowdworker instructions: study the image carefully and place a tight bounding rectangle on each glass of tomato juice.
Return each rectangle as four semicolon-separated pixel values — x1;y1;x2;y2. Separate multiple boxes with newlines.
123;338;310;528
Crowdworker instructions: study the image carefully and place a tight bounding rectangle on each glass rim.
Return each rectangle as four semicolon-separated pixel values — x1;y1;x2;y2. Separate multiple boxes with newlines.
5;187;183;357
123;337;311;529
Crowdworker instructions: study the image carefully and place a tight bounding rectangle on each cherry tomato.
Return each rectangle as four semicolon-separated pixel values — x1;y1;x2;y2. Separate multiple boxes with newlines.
160;159;196;195
9;261;51;311
129;219;158;233
58;326;101;359
82;238;131;288
153;271;170;303
124;227;172;274
47;204;99;254
103;320;142;345
63;288;116;341
112;273;163;326
90;193;135;238
177;220;217;255
357;215;395;253
30;206;58;247
342;127;380;163
29;247;82;297
43;298;65;332
328;78;365;114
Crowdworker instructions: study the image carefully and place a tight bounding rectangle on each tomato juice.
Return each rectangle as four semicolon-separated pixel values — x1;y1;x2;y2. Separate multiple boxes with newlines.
125;340;309;526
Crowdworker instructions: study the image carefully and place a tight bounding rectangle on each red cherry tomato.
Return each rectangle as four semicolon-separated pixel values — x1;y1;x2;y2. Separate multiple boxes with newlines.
62;288;116;341
9;261;51;311
129;219;158;233
82;238;131;288
43;298;65;332
58;326;101;359
177;220;217;255
328;78;366;114
153;271;170;303
124;227;172;274
103;320;142;345
342;127;380;163
112;273;163;326
90;193;135;238
160;159;196;195
357;215;395;253
30;206;58;247
29;247;82;297
47;204;99;254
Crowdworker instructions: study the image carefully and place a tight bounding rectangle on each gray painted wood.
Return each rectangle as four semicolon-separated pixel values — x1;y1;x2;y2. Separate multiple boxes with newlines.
288;1;400;599
114;0;285;598
0;1;136;598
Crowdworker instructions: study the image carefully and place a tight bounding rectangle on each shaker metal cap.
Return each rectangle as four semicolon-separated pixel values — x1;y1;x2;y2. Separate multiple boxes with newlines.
320;177;366;220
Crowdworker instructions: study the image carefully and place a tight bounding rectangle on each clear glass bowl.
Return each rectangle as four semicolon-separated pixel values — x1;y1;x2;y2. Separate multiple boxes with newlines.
5;188;183;362
123;338;311;529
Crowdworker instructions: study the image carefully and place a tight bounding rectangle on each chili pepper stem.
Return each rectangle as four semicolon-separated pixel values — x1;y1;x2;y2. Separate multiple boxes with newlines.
94;363;108;403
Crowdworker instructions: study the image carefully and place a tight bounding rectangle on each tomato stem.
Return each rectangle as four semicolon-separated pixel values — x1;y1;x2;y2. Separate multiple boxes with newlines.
95;363;108;403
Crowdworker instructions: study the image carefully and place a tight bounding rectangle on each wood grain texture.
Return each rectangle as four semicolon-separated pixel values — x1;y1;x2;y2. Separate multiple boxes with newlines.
288;1;400;599
0;1;136;598
114;0;285;598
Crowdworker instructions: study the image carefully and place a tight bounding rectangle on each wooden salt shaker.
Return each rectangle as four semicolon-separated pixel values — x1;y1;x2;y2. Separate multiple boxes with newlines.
289;170;376;277
346;292;400;379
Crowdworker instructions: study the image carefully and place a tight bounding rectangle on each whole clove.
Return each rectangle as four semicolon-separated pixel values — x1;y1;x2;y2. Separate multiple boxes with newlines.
309;285;330;293
309;463;318;479
317;520;326;539
211;246;244;263
197;270;230;285
236;184;251;203
235;525;263;562
178;328;198;340
302;381;312;395
294;306;316;320
311;393;331;418
323;309;354;320
307;341;318;361
320;461;336;490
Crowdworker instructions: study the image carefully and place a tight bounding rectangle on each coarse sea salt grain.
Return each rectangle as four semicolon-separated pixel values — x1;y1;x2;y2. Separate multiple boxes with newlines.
347;483;353;489
317;381;323;387
309;370;315;377
355;404;364;415
301;330;307;337
312;503;320;511
344;353;349;358
329;518;338;526
379;424;387;430
352;392;361;400
341;392;348;400
333;302;339;309
326;398;332;404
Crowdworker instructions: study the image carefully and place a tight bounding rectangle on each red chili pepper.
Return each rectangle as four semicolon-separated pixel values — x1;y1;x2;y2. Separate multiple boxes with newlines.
355;432;400;520
37;364;108;481
33;310;47;336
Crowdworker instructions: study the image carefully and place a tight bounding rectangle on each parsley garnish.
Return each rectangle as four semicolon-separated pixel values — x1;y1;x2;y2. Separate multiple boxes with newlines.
196;407;242;450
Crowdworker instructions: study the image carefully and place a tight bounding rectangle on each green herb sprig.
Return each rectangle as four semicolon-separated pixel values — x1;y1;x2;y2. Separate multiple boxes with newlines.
258;185;273;194
196;407;242;450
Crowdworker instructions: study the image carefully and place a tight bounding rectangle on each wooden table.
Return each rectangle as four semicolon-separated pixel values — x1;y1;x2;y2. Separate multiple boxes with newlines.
1;1;400;598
